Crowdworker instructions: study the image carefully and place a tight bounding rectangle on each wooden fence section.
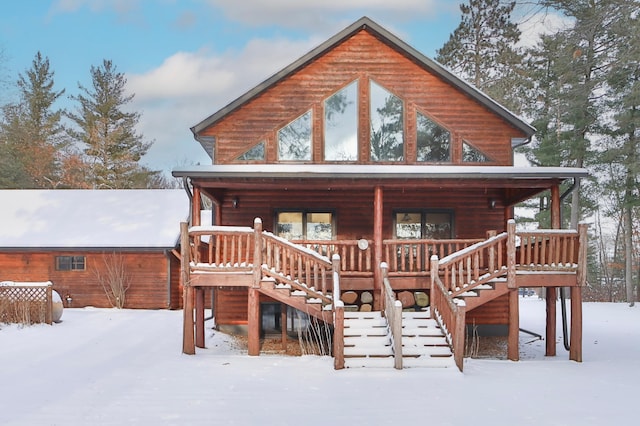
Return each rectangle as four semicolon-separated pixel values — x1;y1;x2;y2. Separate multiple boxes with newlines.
0;281;53;325
429;258;465;372
294;240;373;276
383;238;483;275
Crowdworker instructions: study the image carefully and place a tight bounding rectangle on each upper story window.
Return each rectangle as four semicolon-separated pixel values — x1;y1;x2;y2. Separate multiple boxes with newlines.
324;81;358;161
370;81;404;162
56;255;86;271
278;110;312;161
417;112;451;162
237;141;265;161
276;211;333;240
462;140;491;163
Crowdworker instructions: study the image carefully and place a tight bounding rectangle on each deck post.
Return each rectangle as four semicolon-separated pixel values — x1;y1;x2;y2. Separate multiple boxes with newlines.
248;287;260;356
506;220;516;289
507;288;519;361
551;185;561;229
373;186;383;311
181;222;195;355
545;287;557;356
253;218;263;288
192;186;201;226
281;305;288;351
506;220;518;361
570;286;583;362
195;288;205;348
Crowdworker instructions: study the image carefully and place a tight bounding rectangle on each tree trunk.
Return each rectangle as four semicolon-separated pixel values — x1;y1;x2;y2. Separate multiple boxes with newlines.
624;204;634;307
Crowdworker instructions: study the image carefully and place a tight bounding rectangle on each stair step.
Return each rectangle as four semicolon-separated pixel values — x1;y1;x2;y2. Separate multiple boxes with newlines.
344;356;395;368
402;311;430;319
344;345;393;357
344;327;388;337
344;317;388;327
401;345;453;357
344;335;391;347
344;311;382;319
402;336;449;346
402;355;456;368
402;318;440;328
401;327;444;337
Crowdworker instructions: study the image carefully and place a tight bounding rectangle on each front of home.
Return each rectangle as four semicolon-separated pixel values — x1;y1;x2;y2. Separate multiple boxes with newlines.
172;17;588;370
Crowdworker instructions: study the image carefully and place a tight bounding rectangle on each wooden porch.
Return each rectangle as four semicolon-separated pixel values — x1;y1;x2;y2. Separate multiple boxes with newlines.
180;217;588;371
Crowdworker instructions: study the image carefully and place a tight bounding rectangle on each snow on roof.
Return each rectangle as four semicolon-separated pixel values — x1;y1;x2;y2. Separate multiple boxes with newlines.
0;189;188;249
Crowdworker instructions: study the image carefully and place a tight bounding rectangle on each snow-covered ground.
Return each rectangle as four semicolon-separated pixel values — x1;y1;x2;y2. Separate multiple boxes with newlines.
1;298;638;425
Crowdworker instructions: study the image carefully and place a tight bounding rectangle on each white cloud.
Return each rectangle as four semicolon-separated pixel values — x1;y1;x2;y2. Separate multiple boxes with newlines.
127;36;322;174
517;12;574;48
207;0;440;29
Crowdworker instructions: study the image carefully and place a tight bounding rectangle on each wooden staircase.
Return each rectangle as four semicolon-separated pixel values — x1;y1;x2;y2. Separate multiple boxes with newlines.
257;276;333;323
451;277;509;311
342;310;455;368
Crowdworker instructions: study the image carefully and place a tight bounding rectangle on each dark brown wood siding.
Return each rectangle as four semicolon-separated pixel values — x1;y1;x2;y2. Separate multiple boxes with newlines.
0;250;175;309
202;31;524;166
466;294;509;326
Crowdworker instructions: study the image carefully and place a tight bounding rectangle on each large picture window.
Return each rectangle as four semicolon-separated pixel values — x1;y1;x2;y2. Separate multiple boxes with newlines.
276;211;333;240
55;255;86;271
370;81;404;162
324;81;358;161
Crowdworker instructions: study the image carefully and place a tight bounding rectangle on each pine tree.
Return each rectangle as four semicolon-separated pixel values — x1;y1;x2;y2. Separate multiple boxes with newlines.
435;0;525;113
67;59;157;189
0;52;67;188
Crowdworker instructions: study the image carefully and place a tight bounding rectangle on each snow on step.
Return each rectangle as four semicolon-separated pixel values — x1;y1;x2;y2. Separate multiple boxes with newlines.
344;311;382;319
344;356;395;368
402;336;449;346
403;355;456;369
344;344;393;357
402;311;430;320
345;335;391;347
402;345;453;357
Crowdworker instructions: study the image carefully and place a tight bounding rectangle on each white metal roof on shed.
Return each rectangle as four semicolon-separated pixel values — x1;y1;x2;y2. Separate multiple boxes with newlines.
0;189;188;249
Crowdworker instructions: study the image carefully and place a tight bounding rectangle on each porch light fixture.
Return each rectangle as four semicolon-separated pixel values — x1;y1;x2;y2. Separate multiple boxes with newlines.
232;197;239;208
488;199;497;209
65;294;73;307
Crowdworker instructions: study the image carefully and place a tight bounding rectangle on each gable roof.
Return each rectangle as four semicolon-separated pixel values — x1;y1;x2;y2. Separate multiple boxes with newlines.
0;189;188;249
191;16;535;155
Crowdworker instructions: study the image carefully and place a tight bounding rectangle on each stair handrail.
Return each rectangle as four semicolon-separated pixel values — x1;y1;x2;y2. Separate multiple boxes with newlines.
437;232;508;296
380;262;403;369
430;255;465;372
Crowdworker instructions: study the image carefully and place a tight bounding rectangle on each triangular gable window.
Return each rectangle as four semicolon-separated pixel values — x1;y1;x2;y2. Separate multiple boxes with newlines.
278;110;312;161
237;141;265;161
416;112;451;162
370;81;404;162
324;81;358;161
462;140;491;163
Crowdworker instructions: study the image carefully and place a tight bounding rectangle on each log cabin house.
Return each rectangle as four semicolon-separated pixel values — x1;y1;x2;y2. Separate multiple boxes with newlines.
172;17;589;370
0;189;187;309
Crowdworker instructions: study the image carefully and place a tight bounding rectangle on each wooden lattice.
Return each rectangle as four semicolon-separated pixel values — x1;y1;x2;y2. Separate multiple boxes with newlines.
0;283;53;325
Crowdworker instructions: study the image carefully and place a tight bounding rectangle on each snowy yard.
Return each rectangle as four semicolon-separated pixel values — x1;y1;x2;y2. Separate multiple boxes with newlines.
1;298;638;425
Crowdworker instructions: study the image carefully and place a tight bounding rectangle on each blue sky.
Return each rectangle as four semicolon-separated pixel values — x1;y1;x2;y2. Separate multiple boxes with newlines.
0;1;562;175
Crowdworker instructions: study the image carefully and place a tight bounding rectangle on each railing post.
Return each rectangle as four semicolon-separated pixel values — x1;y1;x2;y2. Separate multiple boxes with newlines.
430;255;439;320
253;218;263;289
332;254;341;302
46;283;53;325
334;300;345;370
487;230;497;272
454;301;466;372
506;220;516;289
577;223;588;287
181;221;195;355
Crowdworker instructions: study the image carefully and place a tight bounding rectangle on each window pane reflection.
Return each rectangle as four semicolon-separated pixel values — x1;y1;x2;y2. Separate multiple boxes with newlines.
370;81;403;161
324;81;358;161
278;111;312;161
417;112;450;162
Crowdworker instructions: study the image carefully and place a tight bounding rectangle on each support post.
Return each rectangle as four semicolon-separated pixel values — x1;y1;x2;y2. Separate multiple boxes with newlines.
551;184;561;229
507;288;519;361
546;287;557;356
181;222;195;355
570;286;583;362
429;255;439;319
248;287;260;356
253;218;263;288
192;186;201;227
195;288;205;348
281;305;288;352
373;186;383;311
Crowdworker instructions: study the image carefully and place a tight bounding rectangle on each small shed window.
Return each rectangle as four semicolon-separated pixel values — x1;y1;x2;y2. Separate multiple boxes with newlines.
324;81;358;161
370;81;404;162
56;256;86;271
278;110;312;161
416;112;451;162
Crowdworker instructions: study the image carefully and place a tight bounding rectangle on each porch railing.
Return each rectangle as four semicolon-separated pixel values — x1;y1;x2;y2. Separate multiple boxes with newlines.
293;240;373;276
380;263;403;369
